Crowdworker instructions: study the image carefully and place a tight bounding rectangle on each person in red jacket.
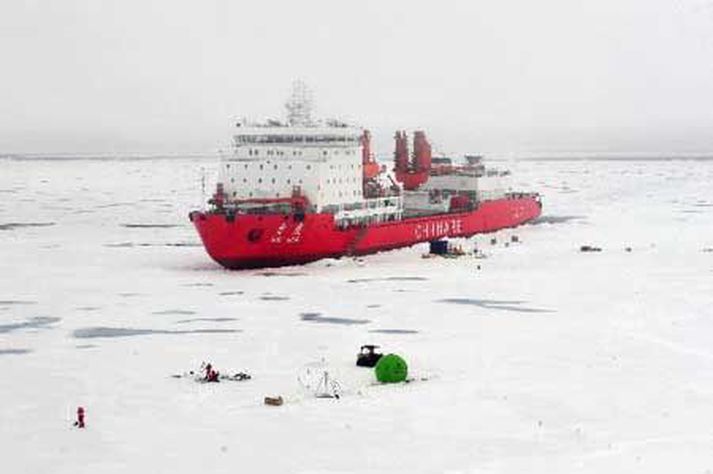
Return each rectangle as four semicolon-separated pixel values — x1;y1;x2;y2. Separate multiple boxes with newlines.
204;363;219;383
74;406;85;428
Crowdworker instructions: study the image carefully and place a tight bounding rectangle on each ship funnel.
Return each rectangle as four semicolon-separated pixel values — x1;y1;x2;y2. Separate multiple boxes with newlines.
413;131;432;172
393;130;431;190
394;131;409;174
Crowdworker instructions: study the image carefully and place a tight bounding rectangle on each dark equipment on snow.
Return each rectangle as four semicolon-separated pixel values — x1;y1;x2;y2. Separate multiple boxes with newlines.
580;245;602;252
221;372;251;381
264;396;284;406
429;240;449;255
356;345;383;367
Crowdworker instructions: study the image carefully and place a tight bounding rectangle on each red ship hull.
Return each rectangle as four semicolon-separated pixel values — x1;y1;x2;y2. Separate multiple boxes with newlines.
190;197;541;269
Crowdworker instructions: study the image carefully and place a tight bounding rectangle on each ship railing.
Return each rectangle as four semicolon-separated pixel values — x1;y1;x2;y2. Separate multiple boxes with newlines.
505;191;540;200
333;196;404;229
484;169;512;177
233;133;361;146
477;190;507;201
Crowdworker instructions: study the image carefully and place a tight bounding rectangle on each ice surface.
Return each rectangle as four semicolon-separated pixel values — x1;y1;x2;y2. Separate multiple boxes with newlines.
1;157;713;473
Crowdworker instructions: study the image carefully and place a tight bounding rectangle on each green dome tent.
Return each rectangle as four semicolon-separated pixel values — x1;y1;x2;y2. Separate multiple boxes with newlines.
374;354;408;383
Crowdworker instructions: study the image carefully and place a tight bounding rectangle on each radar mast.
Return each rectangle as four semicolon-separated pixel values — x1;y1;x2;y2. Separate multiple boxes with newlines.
285;80;314;126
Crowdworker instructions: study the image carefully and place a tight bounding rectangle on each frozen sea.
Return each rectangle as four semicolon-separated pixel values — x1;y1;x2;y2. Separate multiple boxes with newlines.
1;156;712;473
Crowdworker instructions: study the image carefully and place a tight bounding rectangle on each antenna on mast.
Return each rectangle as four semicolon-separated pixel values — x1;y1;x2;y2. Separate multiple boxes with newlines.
285;80;314;126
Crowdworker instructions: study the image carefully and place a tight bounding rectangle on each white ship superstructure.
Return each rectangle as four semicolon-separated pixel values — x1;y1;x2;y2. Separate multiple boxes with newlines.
218;82;366;211
219;124;365;210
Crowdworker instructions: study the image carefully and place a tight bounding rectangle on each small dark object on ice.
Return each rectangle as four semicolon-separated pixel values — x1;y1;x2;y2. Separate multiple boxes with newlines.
429;240;448;255
511;235;520;243
490;237;497;245
625;247;632;252
356;345;383;367
264;396;283;406
580;245;602;252
171;370;196;379
73;406;85;428
220;372;251;381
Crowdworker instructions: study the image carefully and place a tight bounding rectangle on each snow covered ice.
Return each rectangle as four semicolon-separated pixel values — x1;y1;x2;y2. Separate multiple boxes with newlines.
1;156;712;473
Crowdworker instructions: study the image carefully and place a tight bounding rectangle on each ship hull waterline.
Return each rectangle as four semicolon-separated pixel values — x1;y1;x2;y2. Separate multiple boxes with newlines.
190;197;541;269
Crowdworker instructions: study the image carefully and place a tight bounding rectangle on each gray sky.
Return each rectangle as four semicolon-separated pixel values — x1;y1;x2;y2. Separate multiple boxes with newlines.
2;0;713;155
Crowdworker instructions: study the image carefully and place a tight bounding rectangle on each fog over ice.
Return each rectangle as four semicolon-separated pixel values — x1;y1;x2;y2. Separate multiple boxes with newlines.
1;0;713;155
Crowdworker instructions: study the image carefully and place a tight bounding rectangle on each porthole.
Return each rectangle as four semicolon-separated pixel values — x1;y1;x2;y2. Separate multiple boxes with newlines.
247;228;263;243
